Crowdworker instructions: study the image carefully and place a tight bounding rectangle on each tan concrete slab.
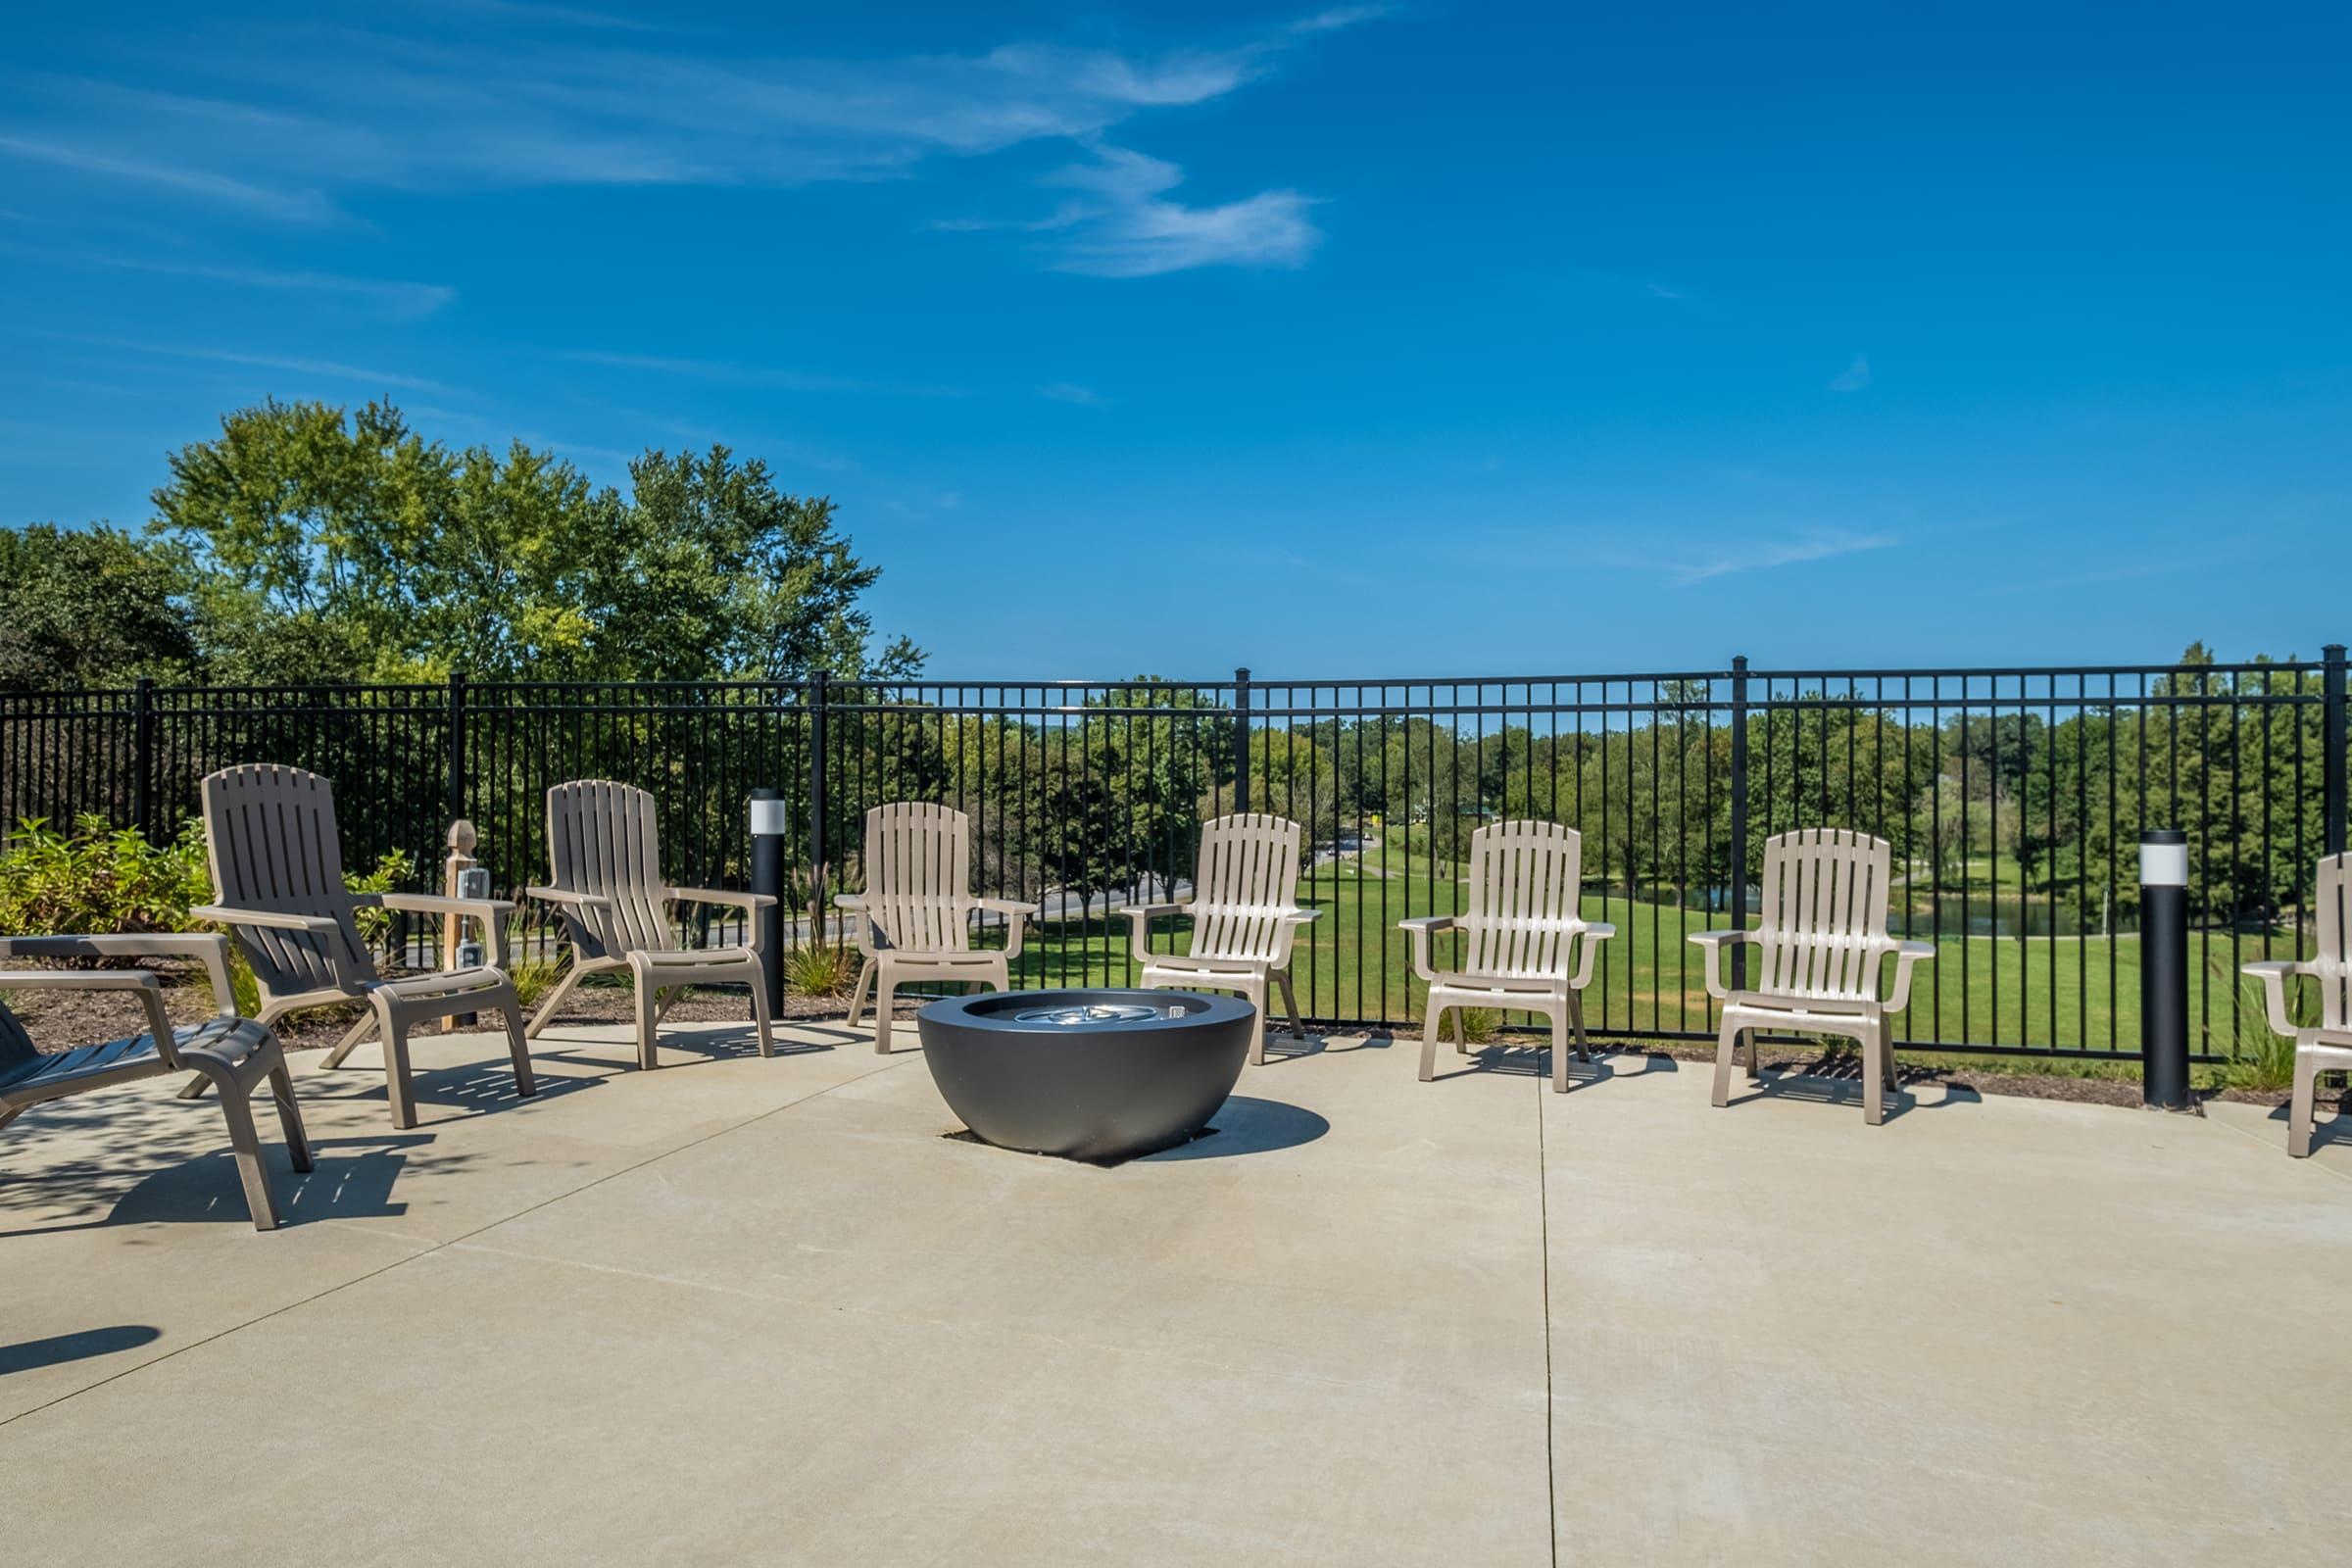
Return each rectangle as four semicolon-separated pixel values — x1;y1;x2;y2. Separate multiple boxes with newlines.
1542;1051;2352;1565
6;1017;2349;1563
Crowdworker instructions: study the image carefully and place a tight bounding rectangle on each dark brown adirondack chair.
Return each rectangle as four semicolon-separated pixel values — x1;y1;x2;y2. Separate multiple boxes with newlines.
1;934;312;1230
526;781;775;1069
192;764;534;1129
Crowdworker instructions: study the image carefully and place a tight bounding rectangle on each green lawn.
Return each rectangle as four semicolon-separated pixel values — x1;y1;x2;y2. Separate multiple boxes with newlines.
1004;826;2298;1063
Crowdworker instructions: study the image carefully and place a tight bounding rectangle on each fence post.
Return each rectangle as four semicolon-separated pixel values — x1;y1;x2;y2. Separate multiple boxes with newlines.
445;671;468;826
750;788;787;1008
2327;643;2347;858
1233;666;1251;813
808;671;830;948
130;676;156;839
1728;655;1750;992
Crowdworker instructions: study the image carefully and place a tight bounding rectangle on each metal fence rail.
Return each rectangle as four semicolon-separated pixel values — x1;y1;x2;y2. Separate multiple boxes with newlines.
3;647;2344;1061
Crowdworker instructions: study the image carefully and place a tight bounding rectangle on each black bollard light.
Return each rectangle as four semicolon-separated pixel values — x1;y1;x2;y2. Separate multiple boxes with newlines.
2138;829;2191;1111
750;788;787;1012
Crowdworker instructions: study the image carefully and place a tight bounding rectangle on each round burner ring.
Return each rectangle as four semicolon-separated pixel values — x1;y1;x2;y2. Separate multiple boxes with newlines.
1010;1002;1167;1026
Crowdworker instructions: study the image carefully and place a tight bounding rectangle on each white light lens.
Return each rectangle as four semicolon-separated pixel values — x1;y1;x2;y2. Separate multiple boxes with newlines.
2139;843;2187;888
750;799;790;836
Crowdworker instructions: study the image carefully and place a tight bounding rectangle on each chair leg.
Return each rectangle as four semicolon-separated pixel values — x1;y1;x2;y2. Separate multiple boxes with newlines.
1550;1007;1571;1094
2288;1049;2317;1158
874;972;898;1054
1275;967;1304;1040
523;961;590;1041
1567;991;1591;1062
1712;1020;1740;1108
846;958;876;1027
1419;1004;1444;1082
269;1064;314;1172
633;974;661;1071
209;1075;281;1232
1451;1006;1467;1054
320;1008;379;1070
747;970;776;1059
1245;981;1268;1066
500;998;537;1099
1862;1027;1886;1127
377;1004;417;1130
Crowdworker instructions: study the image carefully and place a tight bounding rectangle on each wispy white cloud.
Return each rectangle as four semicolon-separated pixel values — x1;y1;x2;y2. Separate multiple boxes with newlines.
41;334;459;395
1667;529;1895;584
0;133;336;222
1038;145;1321;277
4;10;1376;271
1828;354;1872;393
1040;382;1103;407
559;350;961;398
7;243;452;315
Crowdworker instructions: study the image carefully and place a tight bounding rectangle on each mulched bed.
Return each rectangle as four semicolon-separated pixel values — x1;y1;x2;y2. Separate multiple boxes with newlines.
8;963;2335;1116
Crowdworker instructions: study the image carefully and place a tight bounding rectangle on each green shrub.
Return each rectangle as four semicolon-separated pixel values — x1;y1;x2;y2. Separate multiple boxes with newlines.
0;814;210;935
502;922;566;1010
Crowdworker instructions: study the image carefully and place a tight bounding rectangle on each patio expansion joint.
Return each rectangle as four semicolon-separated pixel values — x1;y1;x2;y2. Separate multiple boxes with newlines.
0;1053;919;1434
1535;1071;1559;1568
2208;1106;2352;1184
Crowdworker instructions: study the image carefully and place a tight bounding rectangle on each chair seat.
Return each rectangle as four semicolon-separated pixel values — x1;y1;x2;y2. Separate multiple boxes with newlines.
368;966;514;1002
1141;953;1274;982
872;948;1004;968
1723;989;1882;1019
1428;971;1571;998
1;1015;275;1105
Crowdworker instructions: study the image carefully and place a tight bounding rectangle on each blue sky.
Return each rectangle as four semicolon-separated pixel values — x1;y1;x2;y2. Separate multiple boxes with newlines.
3;1;2346;678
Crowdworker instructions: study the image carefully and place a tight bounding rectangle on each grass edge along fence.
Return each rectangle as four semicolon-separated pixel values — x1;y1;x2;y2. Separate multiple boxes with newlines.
3;649;2345;1066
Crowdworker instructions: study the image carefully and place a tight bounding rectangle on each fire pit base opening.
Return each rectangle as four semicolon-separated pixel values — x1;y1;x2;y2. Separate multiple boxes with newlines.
917;989;1254;1162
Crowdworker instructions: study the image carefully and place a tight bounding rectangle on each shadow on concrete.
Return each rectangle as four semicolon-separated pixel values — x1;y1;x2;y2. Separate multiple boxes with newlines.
0;1324;162;1377
0;1130;441;1237
1719;1066;1982;1122
311;1054;605;1127
1141;1097;1331;1162
2258;1100;2349;1152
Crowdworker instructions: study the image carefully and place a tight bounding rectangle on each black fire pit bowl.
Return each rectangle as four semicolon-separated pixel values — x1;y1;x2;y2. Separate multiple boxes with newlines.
917;989;1253;1162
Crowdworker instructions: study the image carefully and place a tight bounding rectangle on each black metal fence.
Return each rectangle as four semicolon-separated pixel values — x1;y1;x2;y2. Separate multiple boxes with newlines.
4;649;2345;1062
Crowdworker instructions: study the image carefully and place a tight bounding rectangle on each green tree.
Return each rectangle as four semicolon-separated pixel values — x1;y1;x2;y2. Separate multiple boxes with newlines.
0;523;202;690
149;398;917;683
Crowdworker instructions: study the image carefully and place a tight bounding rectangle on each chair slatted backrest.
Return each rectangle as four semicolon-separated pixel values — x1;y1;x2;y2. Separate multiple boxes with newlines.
1752;828;1894;1002
1458;820;1585;980
1188;814;1304;961
202;764;374;998
545;781;675;960
862;803;976;953
0;1004;36;1084
2314;853;2350;1032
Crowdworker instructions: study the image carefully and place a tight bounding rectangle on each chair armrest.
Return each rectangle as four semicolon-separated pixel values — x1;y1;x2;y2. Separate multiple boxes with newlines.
1121;901;1186;959
1886;940;1936;1014
831;893;867;910
1571;922;1618;991
1687;928;1752;1001
379;892;516;917
669;888;776;911
1280;907;1324;925
0;962;178;1059
525;887;614;908
975;898;1035;918
192;904;342;936
1398;915;1455;984
0;933;238;1015
2242;959;2316;1040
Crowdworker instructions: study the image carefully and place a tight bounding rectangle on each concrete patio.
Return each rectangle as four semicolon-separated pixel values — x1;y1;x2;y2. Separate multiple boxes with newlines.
3;1014;2347;1566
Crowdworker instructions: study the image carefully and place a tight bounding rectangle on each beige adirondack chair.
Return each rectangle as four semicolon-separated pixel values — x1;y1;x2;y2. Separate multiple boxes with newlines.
1126;813;1320;1065
526;780;776;1070
193;764;532;1131
1;933;312;1230
838;803;1033;1054
1398;820;1615;1091
1690;827;1934;1125
2243;853;2352;1157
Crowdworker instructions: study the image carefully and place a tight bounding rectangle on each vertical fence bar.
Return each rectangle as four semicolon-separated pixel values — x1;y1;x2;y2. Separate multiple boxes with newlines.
445;672;468;827
1727;655;1749;994
1232;667;1251;814
808;670;830;945
130;677;157;840
2327;643;2347;857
